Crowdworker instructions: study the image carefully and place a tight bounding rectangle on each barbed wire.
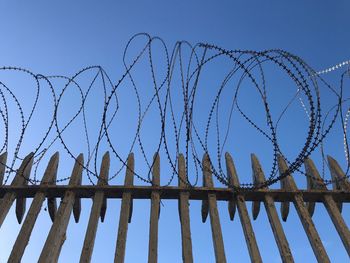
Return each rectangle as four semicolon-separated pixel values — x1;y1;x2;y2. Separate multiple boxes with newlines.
0;33;349;190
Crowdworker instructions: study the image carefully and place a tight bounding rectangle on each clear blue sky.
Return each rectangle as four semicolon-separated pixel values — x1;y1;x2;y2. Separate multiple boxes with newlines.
0;1;349;262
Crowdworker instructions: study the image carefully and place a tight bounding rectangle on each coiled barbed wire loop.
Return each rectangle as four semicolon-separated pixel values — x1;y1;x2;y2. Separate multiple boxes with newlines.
0;33;349;190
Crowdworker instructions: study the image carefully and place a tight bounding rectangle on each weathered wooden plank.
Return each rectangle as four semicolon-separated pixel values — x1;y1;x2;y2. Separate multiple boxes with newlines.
38;154;84;262
80;152;110;263
114;153;134;263
1;185;350;203
228;194;236;221
201;198;209;222
47;177;57;222
99;154;108;222
226;155;239;221
226;153;262;263
178;154;193;263
0;153;33;228
201;165;209;223
327;156;344;212
202;154;227;263
148;153;160;263
327;156;350;191
73;167;82;223
306;175;316;217
251;195;260;220
305;158;350;256
16;198;26;224
0;152;7;185
278;155;330;263
280;175;290;222
8;152;59;263
100;169;108;223
100;196;107;222
1;185;350;202
53;232;66;263
251;154;294;263
16;154;35;224
251;155;261;220
45;152;58;223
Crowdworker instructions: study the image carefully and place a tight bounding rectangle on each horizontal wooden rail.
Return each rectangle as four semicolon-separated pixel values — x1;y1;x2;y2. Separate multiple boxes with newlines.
1;185;349;202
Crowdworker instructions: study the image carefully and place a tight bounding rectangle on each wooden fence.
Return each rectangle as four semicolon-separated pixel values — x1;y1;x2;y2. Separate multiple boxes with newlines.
0;151;349;262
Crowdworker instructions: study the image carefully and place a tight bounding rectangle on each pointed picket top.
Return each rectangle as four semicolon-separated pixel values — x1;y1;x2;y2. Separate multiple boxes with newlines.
0;152;8;185
42;152;59;184
12;153;34;186
277;155;291;221
251;154;266;182
304;158;326;190
69;154;84;185
251;154;265;220
16;153;34;224
152;153;160;186
225;153;240;221
225;152;240;186
325;156;345;212
327;155;350;191
304;158;323;217
326;156;345;215
202;153;214;187
327;156;342;191
125;153;135;186
178;154;187;188
71;154;84;223
225;152;237;221
99;152;110;222
98;152;110;185
43;152;59;222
